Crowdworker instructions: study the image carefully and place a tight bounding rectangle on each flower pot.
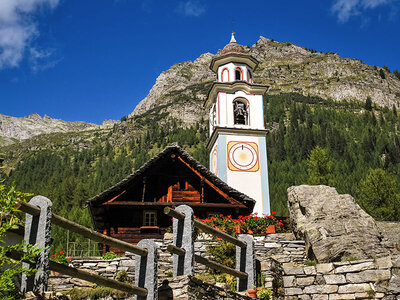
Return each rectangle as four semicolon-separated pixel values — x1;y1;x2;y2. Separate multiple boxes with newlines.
247;289;257;298
266;225;275;234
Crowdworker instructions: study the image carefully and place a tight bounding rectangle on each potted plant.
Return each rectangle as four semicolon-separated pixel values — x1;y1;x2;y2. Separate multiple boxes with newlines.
246;285;257;298
49;251;72;276
257;287;272;300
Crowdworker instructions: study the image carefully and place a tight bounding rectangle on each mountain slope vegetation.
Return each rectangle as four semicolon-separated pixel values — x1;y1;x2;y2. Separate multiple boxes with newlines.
3;93;400;253
2;35;400;253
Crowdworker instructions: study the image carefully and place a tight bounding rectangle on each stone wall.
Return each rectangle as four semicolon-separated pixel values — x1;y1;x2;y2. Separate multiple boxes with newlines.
48;233;400;299
280;255;400;299
159;275;252;300
49;233;307;291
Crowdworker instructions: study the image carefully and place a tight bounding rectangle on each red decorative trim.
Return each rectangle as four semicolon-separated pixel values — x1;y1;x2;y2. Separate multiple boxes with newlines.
221;68;229;82
235;67;243;81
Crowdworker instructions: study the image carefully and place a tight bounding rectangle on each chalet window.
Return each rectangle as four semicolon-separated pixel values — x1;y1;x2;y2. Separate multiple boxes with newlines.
235;68;242;80
143;211;157;226
233;99;248;125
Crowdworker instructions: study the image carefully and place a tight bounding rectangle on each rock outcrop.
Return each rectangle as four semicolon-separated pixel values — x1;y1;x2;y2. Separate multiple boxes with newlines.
0;113;116;146
287;185;391;263
128;53;215;125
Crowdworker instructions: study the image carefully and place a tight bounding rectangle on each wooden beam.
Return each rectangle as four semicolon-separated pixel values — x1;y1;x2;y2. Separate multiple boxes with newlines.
176;156;245;207
142;177;146;203
166;244;186;256
194;254;248;279
194;221;247;248
165;245;247;279
164;207;185;220
164;207;246;248
103;201;245;208
16;201;148;257
6;250;147;296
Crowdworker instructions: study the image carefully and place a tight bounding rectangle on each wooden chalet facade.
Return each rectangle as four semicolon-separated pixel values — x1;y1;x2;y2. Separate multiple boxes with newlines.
87;145;255;254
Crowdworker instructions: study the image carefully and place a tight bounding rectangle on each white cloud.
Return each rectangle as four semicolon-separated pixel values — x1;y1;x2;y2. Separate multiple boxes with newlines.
29;47;62;72
176;0;206;17
0;0;59;70
331;0;396;22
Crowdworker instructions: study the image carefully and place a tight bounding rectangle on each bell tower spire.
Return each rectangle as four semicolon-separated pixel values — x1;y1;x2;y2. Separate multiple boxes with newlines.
230;31;236;43
206;35;271;215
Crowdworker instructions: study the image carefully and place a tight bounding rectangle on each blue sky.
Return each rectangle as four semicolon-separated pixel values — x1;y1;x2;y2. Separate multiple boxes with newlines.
1;0;399;124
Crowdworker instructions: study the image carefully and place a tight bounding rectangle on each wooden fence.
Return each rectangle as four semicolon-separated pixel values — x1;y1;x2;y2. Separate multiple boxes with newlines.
14;196;156;300
164;205;255;291
12;197;255;300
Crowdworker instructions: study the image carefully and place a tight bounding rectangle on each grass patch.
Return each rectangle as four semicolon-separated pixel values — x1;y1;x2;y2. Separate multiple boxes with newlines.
64;287;129;300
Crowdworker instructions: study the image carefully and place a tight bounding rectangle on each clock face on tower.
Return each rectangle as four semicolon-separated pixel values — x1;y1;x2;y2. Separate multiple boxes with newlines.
227;141;259;172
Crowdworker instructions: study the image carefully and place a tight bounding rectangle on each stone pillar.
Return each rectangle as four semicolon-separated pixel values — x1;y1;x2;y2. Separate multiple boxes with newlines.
173;205;194;276
135;239;158;300
236;234;255;291
21;196;53;293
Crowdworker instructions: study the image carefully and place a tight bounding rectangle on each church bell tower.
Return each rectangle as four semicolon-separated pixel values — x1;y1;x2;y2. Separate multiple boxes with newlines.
206;33;271;215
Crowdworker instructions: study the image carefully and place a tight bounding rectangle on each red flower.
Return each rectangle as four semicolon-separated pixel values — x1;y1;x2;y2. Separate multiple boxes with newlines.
60;251;64;254
271;211;276;215
67;258;72;261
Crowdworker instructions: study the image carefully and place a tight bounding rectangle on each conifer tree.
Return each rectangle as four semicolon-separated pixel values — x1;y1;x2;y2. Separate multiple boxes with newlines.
365;96;373;111
307;146;331;185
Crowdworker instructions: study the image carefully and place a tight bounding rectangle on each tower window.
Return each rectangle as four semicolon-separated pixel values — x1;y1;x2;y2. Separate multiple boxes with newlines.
235;67;242;81
233;99;248;125
248;70;253;83
221;68;229;82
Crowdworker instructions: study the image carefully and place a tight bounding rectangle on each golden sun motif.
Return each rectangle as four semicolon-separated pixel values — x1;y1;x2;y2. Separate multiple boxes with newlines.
227;141;259;172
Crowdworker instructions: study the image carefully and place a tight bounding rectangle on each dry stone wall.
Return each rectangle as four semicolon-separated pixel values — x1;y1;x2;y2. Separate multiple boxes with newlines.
278;255;400;299
49;233;307;291
48;232;400;299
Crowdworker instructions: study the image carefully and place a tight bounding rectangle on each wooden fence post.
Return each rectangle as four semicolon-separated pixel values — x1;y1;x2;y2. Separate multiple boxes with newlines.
236;234;255;291
21;196;52;293
172;205;194;276
135;239;158;300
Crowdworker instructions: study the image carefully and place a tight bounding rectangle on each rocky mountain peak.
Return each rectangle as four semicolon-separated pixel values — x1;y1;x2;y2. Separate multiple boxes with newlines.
127;36;400;126
27;113;42;120
0;113;116;147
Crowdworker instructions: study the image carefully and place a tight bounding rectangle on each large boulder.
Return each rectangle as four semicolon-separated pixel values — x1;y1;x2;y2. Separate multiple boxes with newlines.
287;185;391;263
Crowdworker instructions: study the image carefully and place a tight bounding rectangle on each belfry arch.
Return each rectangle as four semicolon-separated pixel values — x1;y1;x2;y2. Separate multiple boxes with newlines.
233;98;249;125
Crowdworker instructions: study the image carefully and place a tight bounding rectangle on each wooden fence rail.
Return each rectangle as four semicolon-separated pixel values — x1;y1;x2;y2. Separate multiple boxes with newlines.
16;197;255;299
7;251;147;296
164;205;255;291
164;207;247;248
16;196;157;300
17;200;148;257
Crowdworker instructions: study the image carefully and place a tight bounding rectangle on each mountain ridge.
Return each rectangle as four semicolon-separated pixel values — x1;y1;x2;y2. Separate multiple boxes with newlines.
128;36;400;126
2;36;400;148
0;112;117;146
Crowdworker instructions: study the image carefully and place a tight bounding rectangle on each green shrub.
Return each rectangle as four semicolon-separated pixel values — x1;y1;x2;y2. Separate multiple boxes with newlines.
0;160;41;299
102;251;119;260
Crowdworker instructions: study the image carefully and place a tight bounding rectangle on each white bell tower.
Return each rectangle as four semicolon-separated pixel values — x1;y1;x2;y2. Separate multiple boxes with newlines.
206;33;271;215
